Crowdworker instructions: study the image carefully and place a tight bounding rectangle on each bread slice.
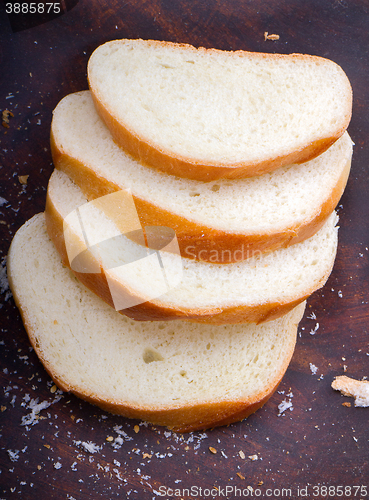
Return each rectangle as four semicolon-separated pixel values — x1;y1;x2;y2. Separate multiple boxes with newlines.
7;212;306;432
87;39;352;181
45;169;338;324
51;91;352;263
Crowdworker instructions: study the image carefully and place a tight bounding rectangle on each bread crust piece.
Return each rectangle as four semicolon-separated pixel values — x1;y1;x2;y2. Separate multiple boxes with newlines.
50;127;352;264
7;213;306;432
44;173;336;324
88;39;352;181
331;375;369;407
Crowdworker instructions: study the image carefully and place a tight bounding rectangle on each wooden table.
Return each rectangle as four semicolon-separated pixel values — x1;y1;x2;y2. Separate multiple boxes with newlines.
1;1;368;498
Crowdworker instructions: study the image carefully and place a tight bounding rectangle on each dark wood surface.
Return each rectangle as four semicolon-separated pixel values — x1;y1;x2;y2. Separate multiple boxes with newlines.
1;1;368;498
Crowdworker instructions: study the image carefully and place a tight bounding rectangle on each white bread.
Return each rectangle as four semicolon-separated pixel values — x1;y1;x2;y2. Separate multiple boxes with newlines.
45;169;338;324
51;91;352;263
87;39;352;181
332;376;369;407
7;212;306;432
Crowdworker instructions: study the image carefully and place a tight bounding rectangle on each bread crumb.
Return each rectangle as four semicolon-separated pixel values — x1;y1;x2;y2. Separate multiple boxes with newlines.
2;109;14;128
309;363;318;375
142;452;152;459
248;454;258;461
237;472;245;479
209;446;217;454
264;32;280;41
18;175;29;185
44;444;51;449
106;436;114;442
258;481;264;486
7;449;20;462
73;440;102;454
50;385;57;393
342;402;351;407
239;450;245;459
278;398;293;415
332;375;369;407
134;425;140;433
309;323;319;335
1;405;6;412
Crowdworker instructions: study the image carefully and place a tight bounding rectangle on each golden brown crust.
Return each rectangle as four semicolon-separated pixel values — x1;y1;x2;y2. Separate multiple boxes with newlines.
120;294;308;324
76;388;273;433
88;39;352;182
50;131;351;264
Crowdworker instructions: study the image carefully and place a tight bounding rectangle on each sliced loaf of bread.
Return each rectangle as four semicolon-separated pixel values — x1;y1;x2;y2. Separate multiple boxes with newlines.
45;169;338;324
51;91;352;263
7;212;306;432
87;39;352;181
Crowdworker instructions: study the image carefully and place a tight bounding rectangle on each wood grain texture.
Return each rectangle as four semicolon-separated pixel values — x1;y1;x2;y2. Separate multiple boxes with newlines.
0;0;368;498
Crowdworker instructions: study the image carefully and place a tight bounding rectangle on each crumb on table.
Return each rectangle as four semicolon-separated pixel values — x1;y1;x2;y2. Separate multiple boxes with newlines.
18;175;29;185
264;32;280;41
2;109;14;128
331;375;369;407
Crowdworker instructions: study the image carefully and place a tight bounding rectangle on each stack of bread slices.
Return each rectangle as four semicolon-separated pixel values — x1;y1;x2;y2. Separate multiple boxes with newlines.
8;39;353;432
